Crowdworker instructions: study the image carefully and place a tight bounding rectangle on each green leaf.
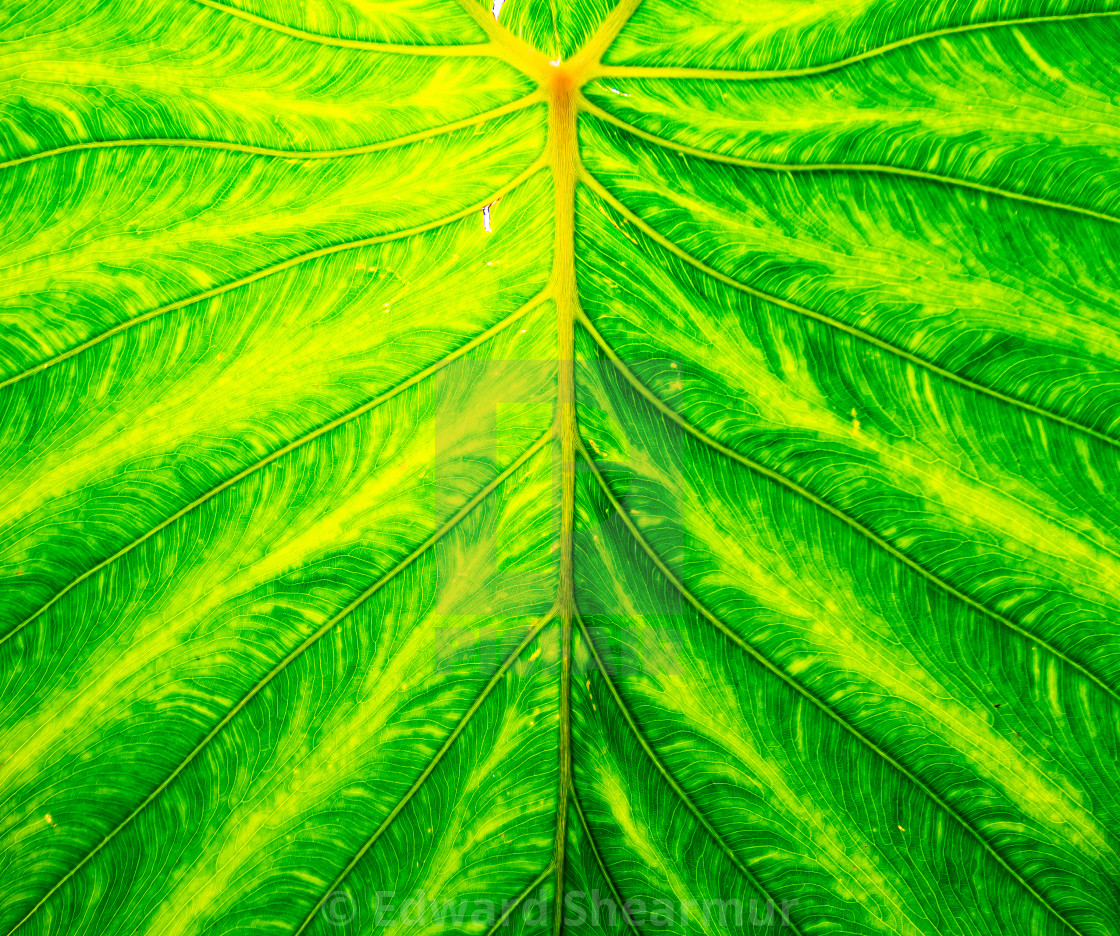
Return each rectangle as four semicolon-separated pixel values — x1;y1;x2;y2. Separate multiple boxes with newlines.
2;1;1119;934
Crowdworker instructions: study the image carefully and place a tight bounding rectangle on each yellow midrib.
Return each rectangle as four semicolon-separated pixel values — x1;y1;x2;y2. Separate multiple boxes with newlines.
547;61;580;925
467;0;645;919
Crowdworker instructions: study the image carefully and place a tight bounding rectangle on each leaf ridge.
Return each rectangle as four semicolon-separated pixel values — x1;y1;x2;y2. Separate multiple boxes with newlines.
573;608;804;936
595;9;1120;81
2;426;554;936
579;168;1120;454
0;95;542;172
581;100;1120;227
577;441;1087;936
578;313;1120;707
0;291;548;649
0;160;546;393
291;606;559;936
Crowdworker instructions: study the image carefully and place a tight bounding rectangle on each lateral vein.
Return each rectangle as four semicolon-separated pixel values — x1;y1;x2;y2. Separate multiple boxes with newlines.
594;9;1120;81
0;94;543;172
570;785;642;936
574;608;804;936
3;427;553;936
578;442;1085;936
451;0;553;82
582;99;1120;227
191;0;496;54
0;159;546;393
579;168;1120;454
578;313;1120;708
292;605;560;936
484;864;556;936
0;291;549;649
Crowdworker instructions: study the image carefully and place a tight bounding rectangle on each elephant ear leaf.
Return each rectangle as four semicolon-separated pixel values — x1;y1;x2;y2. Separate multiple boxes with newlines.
1;0;1119;935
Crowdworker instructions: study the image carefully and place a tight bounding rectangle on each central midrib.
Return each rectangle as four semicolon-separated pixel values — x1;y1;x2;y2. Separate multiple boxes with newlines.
547;62;580;935
493;1;646;922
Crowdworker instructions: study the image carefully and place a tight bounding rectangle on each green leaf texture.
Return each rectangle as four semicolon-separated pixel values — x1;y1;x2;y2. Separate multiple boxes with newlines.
2;0;1120;934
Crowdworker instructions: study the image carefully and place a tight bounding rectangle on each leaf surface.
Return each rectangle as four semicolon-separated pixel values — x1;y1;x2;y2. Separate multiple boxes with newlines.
2;1;1120;934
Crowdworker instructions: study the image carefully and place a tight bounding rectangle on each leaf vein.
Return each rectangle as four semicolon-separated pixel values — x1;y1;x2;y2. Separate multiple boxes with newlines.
190;0;495;54
577;442;1085;936
582;100;1120;227
574;608;804;936
0;291;548;649
578;312;1120;707
570;772;642;935
595;9;1120;81
579;168;1120;454
484;864;556;936
0;160;546;393
292;606;559;936
3;426;553;936
0;94;542;172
